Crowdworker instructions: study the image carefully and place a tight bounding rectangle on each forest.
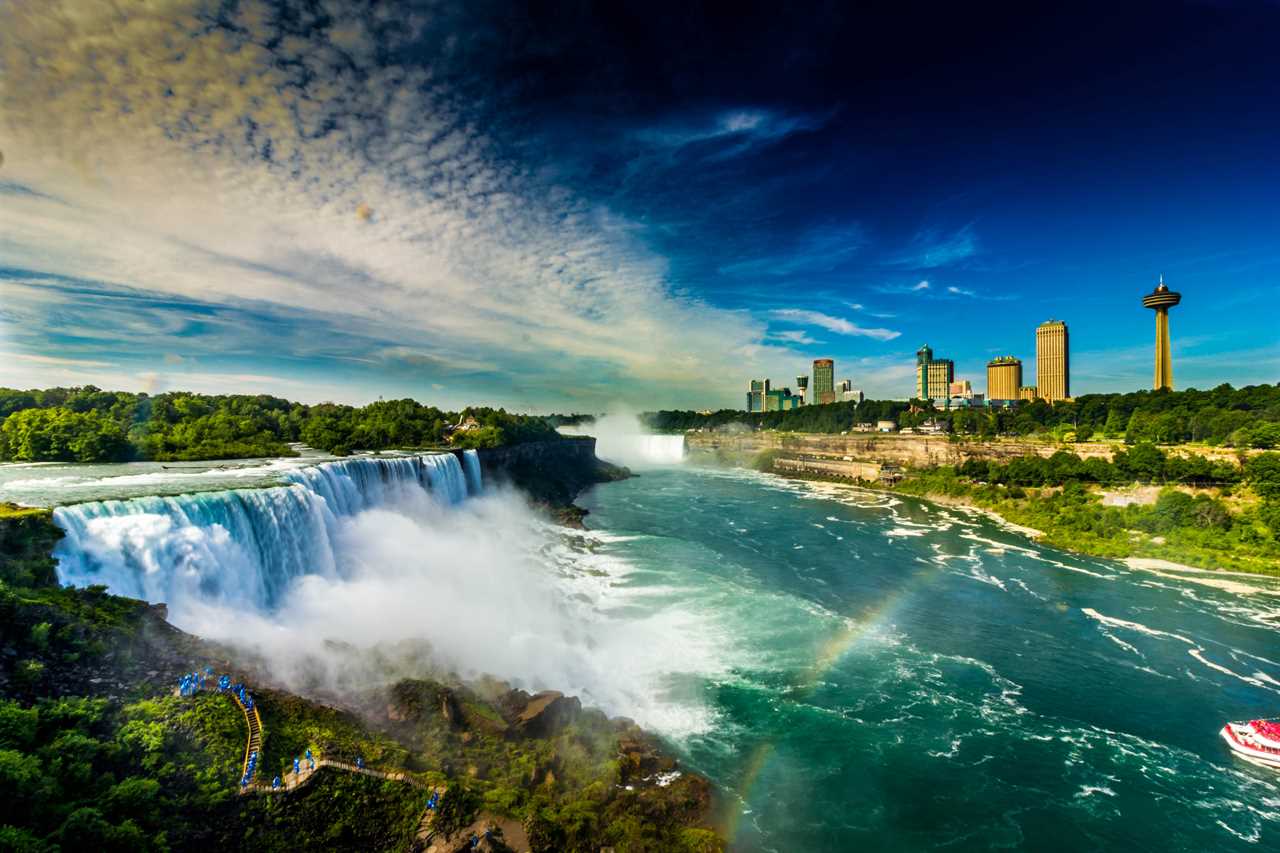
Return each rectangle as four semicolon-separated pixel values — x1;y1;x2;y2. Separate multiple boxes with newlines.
645;383;1280;447
0;387;560;463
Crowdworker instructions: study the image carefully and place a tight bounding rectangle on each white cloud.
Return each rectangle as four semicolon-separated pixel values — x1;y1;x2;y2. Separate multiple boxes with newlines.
771;329;819;345
771;309;900;341
947;285;976;297
0;0;798;409
914;280;930;291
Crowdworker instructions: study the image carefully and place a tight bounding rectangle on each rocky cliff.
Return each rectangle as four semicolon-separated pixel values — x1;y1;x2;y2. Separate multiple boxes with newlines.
470;437;628;514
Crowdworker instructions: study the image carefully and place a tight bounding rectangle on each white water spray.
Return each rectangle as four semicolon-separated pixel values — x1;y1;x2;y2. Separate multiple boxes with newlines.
559;413;686;467
49;452;717;732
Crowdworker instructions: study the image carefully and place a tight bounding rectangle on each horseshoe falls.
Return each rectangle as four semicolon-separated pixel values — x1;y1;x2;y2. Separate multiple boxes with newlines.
558;415;687;466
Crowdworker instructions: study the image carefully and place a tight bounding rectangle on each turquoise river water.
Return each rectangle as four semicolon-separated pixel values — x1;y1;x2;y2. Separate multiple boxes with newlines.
578;465;1280;851
10;451;1280;851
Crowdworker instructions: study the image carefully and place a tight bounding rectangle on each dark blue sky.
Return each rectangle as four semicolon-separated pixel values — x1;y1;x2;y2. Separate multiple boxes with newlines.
0;0;1276;406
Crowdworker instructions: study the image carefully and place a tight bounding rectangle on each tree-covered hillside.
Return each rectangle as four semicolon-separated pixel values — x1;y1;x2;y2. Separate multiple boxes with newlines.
646;383;1280;447
0;388;561;463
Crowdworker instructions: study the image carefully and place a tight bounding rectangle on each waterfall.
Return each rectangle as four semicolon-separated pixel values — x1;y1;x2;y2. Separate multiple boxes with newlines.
557;416;686;466
51;452;472;611
462;449;483;496
637;434;686;464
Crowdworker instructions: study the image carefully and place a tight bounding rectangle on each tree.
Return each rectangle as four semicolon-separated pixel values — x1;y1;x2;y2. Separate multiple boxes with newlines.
1247;453;1280;500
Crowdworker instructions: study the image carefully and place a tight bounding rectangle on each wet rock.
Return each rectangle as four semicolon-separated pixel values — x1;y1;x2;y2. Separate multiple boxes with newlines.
512;690;580;738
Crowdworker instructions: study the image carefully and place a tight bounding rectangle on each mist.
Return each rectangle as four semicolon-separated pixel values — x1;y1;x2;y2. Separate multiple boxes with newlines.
57;470;719;735
558;412;687;467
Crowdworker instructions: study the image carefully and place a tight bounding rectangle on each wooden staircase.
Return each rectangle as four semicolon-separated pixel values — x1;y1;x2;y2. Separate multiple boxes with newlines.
233;693;263;783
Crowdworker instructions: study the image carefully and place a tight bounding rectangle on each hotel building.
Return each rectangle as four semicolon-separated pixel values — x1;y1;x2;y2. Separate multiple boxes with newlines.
1035;320;1070;402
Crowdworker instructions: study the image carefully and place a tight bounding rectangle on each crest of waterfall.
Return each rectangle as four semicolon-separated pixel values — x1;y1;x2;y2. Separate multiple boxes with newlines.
51;453;472;611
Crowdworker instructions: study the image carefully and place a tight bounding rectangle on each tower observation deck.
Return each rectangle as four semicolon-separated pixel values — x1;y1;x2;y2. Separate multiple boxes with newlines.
1142;276;1182;391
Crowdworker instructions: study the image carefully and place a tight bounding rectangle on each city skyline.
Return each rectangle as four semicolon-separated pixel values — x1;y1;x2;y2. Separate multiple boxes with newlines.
0;2;1278;411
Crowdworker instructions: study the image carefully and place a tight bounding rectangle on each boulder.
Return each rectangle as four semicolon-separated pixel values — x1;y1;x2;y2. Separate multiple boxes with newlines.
512;690;580;738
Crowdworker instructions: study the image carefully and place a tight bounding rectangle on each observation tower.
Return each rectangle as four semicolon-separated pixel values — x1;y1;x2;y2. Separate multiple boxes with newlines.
1142;275;1181;391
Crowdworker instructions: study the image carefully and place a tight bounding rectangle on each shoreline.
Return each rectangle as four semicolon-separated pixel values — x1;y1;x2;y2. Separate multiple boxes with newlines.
753;465;1280;589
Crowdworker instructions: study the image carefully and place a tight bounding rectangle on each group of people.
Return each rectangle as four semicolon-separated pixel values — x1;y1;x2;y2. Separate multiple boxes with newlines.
176;667;255;714
291;749;317;776
176;666;215;696
241;750;259;788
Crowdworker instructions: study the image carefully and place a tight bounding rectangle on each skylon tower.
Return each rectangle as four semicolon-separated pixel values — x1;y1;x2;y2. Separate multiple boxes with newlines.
1142;275;1181;391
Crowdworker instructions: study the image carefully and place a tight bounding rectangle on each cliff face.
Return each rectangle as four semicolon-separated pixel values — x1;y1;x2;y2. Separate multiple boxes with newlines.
469;437;628;508
687;431;1243;478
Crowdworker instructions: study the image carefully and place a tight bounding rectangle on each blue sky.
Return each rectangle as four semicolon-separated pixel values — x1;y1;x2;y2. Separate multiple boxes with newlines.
0;1;1277;410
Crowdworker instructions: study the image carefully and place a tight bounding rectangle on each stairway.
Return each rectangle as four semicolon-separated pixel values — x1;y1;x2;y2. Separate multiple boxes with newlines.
234;694;263;783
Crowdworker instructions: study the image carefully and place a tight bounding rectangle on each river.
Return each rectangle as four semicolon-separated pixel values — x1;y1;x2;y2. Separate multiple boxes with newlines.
8;449;1280;850
576;463;1280;851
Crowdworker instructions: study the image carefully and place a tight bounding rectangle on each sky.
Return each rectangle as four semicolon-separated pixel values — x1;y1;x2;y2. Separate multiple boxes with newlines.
0;0;1277;411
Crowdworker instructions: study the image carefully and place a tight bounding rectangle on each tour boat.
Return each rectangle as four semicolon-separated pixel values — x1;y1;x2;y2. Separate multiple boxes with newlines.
1220;719;1280;769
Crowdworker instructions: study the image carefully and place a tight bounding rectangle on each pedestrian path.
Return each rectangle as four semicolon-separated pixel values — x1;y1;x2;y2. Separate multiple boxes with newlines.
176;668;447;847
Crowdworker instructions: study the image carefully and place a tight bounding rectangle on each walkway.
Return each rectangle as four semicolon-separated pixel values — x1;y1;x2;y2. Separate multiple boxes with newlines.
231;691;263;785
178;671;446;848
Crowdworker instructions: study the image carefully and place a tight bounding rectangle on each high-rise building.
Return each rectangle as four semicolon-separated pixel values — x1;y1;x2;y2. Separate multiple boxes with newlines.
1019;385;1039;401
986;356;1022;401
746;378;770;412
765;387;804;411
915;344;954;401
1035;320;1069;402
795;375;809;405
1142;276;1181;390
836;379;863;403
949;380;973;399
813;359;835;404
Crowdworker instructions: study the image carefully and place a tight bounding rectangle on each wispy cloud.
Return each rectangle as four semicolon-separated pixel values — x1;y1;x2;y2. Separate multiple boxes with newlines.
0;0;803;409
875;279;931;295
771;308;900;341
639;107;832;161
947;285;975;297
771;329;819;345
886;225;979;269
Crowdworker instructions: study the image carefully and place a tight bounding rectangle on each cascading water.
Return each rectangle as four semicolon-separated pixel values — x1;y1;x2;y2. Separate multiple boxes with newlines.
462;449;483;496
558;415;686;467
635;434;686;464
52;452;478;612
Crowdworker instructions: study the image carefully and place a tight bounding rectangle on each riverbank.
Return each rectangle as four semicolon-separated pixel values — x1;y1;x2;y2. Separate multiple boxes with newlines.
744;461;1280;580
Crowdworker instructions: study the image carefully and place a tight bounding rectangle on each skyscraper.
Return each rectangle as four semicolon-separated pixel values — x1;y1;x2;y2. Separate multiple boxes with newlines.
915;344;954;401
1035;320;1069;402
986;356;1022;401
795;375;809;405
1142;276;1181;390
813;359;835;404
747;378;770;412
